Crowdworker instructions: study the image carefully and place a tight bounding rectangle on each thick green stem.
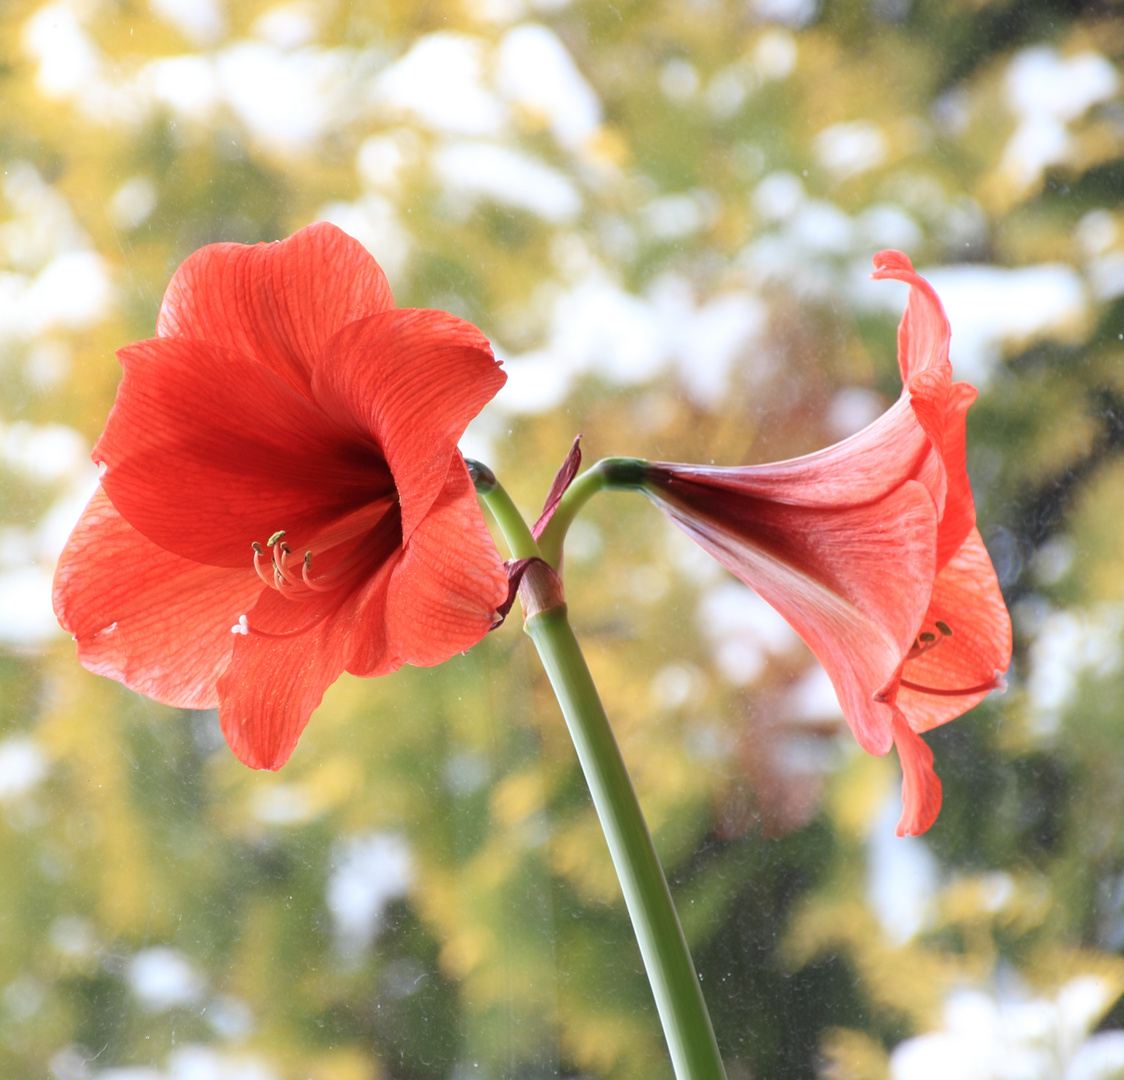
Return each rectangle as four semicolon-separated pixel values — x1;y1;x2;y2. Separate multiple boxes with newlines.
524;603;726;1080
536;456;648;567
466;458;542;561
469;460;725;1080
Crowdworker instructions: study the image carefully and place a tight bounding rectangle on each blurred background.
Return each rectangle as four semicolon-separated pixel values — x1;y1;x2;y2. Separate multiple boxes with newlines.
1;0;1122;1077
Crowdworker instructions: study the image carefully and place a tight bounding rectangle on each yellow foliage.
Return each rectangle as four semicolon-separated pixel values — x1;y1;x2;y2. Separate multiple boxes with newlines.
819;1027;890;1080
440;925;498;981
936;870;1052;938
1024;946;1124;1011
36;663;168;934
827;752;896;840
558;992;665;1080
1071;461;1124;604
785;899;958;1028
300;1047;381;1080
491;769;545;828
551;817;621;904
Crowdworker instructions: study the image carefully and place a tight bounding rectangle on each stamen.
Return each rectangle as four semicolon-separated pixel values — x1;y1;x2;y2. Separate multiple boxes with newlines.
301;551;334;592
274;541;304;588
252;543;275;588
907;637;941;660
247;499;399;601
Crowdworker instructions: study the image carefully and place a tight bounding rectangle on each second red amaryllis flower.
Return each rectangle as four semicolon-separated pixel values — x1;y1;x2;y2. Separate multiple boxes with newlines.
53;222;509;770
631;251;1012;836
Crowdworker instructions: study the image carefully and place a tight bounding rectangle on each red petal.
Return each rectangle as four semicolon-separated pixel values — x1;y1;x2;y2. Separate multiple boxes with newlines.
668;395;931;510
897;527;1012;732
156;222;394;396
907;369;979;571
217;586;362;770
652;475;939;755
933;381;978;569
97;337;391;567
871;250;952;385
311;309;505;541
342;554;402;678
52;487;261;707
892;709;942;837
383;455;508;667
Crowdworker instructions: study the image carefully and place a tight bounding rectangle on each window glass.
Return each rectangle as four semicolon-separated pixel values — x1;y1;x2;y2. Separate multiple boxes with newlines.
1;1;1121;1077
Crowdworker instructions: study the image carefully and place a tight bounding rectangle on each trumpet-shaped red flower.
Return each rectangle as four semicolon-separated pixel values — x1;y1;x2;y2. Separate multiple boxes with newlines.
54;222;509;770
637;251;1012;836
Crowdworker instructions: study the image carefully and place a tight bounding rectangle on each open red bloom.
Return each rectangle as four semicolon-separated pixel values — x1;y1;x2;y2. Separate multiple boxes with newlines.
638;251;1012;836
53;222;509;770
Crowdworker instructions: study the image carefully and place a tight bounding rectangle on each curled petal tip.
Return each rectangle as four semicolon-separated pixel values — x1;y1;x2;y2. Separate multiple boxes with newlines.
871;249;915;279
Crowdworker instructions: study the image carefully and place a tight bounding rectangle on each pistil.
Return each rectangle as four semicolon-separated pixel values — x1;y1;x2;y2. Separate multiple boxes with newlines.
230;610;333;639
900;673;1007;698
899;619;1007;697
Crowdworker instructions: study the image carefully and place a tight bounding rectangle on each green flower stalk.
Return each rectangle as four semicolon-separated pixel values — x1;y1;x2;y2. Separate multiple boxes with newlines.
469;460;726;1080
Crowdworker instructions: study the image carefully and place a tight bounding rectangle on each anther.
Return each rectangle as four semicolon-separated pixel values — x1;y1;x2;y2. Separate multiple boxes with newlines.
252;542;275;588
249;514;382;599
906;619;955;660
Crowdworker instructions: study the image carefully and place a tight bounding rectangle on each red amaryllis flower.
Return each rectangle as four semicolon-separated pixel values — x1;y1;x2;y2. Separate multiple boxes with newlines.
53;222;509;770
635;251;1011;836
